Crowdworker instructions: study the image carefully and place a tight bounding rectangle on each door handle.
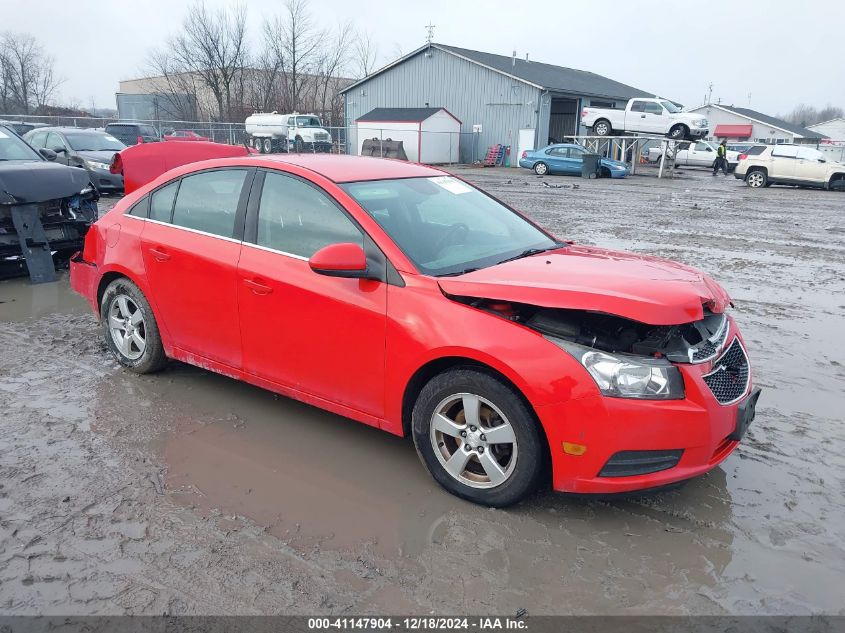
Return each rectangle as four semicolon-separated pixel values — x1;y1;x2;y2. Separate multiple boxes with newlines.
148;247;170;262
641;114;646;118
243;278;273;295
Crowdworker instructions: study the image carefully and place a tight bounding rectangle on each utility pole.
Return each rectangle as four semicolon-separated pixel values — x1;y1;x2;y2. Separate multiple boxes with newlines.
706;83;713;105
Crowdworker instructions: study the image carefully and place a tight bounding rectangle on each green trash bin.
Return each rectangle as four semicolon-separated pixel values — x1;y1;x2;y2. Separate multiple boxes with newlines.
582;153;600;178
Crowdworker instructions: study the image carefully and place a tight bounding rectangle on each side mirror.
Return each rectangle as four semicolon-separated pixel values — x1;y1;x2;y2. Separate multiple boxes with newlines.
309;243;370;278
818;158;826;163
52;146;66;154
39;148;57;161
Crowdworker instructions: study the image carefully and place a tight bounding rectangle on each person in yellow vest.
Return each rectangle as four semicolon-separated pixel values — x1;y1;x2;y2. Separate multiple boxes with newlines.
713;139;729;176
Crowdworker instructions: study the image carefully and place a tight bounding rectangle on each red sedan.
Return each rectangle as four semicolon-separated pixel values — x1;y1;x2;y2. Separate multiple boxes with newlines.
164;130;212;142
70;155;760;506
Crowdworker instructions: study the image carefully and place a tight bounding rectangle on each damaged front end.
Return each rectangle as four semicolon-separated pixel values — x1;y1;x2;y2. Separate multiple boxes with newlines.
0;163;99;283
455;297;731;401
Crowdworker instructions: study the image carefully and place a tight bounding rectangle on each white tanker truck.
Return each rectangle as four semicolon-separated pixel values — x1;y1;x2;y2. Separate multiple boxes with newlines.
244;112;333;154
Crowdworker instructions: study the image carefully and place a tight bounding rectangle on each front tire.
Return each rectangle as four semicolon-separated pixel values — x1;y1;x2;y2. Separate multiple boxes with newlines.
100;278;167;374
746;169;767;188
668;124;688;140
412;369;544;507
533;162;549;175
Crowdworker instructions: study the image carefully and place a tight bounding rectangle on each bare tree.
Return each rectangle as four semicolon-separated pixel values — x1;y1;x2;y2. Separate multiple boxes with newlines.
145;49;203;120
160;2;249;120
0;32;62;114
313;22;353;125
352;29;379;79
780;103;845;127
264;0;324;113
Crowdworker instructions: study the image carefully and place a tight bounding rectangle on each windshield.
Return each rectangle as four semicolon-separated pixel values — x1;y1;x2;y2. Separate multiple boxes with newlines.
296;116;321;127
660;101;681;113
0;127;42;162
64;132;125;152
341;176;559;276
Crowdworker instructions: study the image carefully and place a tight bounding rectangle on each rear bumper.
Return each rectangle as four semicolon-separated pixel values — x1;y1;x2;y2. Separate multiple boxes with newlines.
537;323;757;494
69;252;100;315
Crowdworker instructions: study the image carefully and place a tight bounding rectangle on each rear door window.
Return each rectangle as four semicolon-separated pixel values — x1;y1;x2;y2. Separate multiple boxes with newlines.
171;169;247;238
256;172;362;258
630;101;646;113
745;146;767;156
772;146;799;158
149;181;179;222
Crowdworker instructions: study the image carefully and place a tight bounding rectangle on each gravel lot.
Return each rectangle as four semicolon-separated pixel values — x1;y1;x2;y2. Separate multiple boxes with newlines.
0;167;843;616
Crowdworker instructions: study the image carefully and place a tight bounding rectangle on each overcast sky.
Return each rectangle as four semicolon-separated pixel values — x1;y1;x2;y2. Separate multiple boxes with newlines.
1;0;842;117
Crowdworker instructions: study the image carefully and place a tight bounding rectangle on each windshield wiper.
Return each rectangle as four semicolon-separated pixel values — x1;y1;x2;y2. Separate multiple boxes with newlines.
495;243;566;266
438;267;481;277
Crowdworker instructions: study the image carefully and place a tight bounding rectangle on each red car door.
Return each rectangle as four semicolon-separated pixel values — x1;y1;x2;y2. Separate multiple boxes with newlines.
140;168;252;369
237;170;387;418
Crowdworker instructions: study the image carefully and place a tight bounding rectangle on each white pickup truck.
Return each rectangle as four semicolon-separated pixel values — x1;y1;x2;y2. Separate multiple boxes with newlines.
648;140;740;170
582;98;709;140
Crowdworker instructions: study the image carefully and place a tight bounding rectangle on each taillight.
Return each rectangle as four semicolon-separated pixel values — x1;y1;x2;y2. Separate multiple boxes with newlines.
738;154;748;161
581;109;588;117
109;153;123;175
521;151;527;159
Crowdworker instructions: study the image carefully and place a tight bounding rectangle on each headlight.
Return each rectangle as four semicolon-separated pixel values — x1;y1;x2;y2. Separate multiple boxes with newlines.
85;160;110;171
547;337;685;400
697;119;708;128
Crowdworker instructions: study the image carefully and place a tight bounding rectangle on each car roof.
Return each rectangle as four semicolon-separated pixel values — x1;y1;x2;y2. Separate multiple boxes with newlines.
253;154;447;183
33;127;107;133
545;143;582;149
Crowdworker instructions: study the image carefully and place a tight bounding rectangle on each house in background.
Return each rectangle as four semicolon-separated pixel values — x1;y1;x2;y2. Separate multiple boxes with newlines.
342;43;656;163
808;117;845;162
687;103;826;145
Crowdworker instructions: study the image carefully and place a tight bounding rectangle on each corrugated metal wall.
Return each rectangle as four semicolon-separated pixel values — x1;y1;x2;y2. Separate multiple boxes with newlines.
344;47;541;163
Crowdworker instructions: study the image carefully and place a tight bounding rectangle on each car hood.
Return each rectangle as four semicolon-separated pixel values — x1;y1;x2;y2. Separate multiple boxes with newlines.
437;245;731;325
77;150;120;163
0;161;92;205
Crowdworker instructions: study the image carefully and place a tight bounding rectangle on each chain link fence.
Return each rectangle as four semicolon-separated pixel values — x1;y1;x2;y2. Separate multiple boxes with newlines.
2;114;499;165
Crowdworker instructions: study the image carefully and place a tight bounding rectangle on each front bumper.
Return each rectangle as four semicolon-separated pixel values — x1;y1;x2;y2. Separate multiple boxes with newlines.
88;168;124;193
689;128;709;138
537;322;757;494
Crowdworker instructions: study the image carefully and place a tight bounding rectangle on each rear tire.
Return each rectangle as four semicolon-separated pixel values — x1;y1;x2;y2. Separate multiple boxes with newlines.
593;120;612;136
746;169;767;188
262;138;273;154
412;368;544;507
100;278;167;374
534;162;549;175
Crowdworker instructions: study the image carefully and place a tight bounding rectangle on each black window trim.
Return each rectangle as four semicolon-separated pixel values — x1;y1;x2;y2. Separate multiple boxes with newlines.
244;167;402;286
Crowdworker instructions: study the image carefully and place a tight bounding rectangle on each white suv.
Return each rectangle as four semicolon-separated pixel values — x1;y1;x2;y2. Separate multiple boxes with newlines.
735;145;845;190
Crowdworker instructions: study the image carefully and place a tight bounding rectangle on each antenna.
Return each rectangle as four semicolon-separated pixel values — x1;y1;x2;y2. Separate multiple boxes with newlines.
425;22;435;45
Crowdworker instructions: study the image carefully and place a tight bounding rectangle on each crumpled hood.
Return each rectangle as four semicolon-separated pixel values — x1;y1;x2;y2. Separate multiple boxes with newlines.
438;245;731;325
0;162;92;204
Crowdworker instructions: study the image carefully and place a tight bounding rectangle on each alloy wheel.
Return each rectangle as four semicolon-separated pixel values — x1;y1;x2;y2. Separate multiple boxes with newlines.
108;294;146;360
747;171;765;188
429;393;518;489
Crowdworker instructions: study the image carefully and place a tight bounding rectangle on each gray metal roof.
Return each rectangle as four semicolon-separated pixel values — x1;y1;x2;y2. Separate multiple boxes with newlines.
436;44;653;99
715;105;826;139
357;107;445;122
342;43;655;101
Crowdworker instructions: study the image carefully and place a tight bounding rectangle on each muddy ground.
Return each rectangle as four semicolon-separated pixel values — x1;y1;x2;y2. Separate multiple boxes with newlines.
0;168;843;616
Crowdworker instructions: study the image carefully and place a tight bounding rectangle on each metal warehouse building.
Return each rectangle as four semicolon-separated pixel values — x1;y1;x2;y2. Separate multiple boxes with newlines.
342;43;654;163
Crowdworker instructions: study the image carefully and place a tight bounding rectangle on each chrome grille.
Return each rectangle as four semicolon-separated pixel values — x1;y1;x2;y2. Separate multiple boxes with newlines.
702;338;750;405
